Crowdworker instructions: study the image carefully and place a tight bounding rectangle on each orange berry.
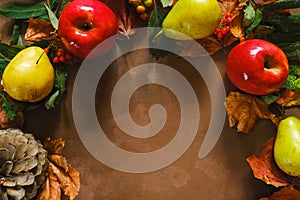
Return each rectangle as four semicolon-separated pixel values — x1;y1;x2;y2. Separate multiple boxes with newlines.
136;5;146;13
144;0;152;7
140;13;149;21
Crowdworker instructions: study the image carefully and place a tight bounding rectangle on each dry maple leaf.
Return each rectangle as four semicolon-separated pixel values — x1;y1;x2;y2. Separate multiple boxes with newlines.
37;175;62;200
176;0;248;57
276;89;300;107
101;0;147;38
229;10;245;41
246;137;291;187
25;18;56;44
260;185;300;200
225;91;280;133
39;137;80;200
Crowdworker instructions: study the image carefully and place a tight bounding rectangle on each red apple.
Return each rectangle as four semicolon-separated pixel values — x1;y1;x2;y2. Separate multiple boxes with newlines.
58;0;118;59
226;39;289;95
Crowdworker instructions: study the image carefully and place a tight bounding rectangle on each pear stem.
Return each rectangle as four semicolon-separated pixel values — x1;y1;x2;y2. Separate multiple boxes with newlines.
152;30;164;42
36;51;45;64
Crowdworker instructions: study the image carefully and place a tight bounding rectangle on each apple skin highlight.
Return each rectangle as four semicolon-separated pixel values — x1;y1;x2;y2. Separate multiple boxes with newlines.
226;39;289;95
58;0;118;59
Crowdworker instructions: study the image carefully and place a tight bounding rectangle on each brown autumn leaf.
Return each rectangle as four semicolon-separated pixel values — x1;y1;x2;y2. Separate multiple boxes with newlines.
225;91;281;133
276;89;300;107
246;137;291;187
44;137;65;155
176;33;238;57
0;95;24;129
39;137;80;200
101;0;147;38
25;18;56;44
260;185;300;200
37;175;61;200
176;0;248;57
219;0;249;19
229;10;245;41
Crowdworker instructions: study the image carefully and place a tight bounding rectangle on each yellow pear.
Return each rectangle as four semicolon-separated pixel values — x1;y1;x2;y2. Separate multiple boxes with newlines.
274;116;300;176
2;46;55;102
162;0;222;40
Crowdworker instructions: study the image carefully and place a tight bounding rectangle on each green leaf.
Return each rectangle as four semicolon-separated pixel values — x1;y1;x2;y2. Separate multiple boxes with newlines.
45;90;59;109
261;94;279;105
289;62;300;76
243;2;256;27
264;14;300;33
160;0;173;7
0;43;24;59
44;4;59;30
282;75;300;90
277;41;300;57
148;6;173;59
54;64;68;93
50;0;59;10
11;23;23;46
260;0;300;12
245;9;263;38
44;64;68;109
0;59;9;77
0;4;47;19
148;6;167;28
57;0;72;17
0;92;18;120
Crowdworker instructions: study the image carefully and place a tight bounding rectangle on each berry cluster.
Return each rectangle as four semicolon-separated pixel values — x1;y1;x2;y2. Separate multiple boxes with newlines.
44;48;72;64
214;12;233;39
128;0;153;21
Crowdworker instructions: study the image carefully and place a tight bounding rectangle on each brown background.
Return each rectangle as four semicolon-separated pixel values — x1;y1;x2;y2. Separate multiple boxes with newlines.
0;0;295;199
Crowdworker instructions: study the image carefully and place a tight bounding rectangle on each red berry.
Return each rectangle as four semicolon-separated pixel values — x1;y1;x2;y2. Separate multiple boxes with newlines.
59;56;66;62
56;51;62;57
221;26;230;35
44;48;50;54
225;12;233;18
225;17;231;24
217;32;223;39
65;53;72;60
53;56;59;63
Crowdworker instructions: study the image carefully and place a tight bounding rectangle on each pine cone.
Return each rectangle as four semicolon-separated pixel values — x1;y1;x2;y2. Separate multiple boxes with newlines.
0;129;48;200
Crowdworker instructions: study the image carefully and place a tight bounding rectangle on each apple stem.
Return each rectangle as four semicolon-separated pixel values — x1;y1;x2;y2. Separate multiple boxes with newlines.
36;51;45;64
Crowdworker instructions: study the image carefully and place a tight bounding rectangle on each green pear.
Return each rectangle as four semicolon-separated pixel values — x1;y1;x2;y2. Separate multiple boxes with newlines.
2;46;55;102
162;0;222;40
274;116;300;176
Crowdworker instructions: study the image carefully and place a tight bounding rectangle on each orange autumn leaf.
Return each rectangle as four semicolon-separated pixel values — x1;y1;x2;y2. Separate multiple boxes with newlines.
246;137;291;187
276;89;300;107
176;0;248;57
44;137;65;155
25;18;56;44
39;138;80;200
225;91;280;133
218;0;249;17
37;175;61;200
229;10;245;41
260;185;300;200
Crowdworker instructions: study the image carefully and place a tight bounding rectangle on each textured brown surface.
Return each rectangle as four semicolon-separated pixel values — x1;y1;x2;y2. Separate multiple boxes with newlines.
0;1;280;199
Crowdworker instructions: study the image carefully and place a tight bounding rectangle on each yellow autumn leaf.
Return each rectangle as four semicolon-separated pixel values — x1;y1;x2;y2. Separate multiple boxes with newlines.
225;91;281;133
